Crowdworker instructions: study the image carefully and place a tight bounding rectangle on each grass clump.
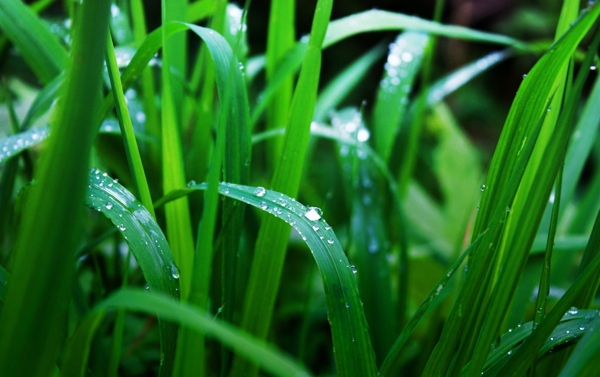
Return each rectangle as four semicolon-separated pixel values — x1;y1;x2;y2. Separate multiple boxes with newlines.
0;0;600;376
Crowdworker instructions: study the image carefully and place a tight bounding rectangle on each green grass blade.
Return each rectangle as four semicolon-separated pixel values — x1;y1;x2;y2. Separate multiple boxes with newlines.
105;33;155;218
323;9;531;51
314;43;385;121
0;125;49;164
213;181;377;376
95;289;313;377
160;16;195;303
0;0;68;83
560;73;600;209
466;8;600;376
559;312;600;377
186;0;217;23
20;74;63;129
86;169;180;376
265;0;295;165
373;31;429;163
231;2;342;376
332;108;395;364
0;1;110;375
59;311;106;377
495;230;600;376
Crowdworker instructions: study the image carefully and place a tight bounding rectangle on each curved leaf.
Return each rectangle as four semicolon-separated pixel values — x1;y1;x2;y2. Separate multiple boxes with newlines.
85;169;180;377
95;289;313;377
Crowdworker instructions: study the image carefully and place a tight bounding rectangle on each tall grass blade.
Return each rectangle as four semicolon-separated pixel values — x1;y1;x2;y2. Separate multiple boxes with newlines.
0;1;110;375
265;0;295;165
231;1;338;376
559;312;600;377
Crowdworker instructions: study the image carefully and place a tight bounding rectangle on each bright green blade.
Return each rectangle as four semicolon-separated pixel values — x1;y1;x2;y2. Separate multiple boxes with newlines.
0;1;110;376
95;289;313;377
264;0;295;165
0;0;68;83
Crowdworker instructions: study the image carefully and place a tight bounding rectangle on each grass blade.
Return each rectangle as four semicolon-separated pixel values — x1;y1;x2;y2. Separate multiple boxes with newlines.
373;31;429;163
95;289;313;377
86;169;180;376
231;2;340;376
59;311;106;377
0;1;110;375
324;9;531;51
0;0;67;83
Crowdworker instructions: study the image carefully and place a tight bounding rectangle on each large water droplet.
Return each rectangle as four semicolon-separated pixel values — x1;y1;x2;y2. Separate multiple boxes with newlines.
304;207;323;221
170;263;180;279
254;186;266;197
105;203;113;210
568;306;579;315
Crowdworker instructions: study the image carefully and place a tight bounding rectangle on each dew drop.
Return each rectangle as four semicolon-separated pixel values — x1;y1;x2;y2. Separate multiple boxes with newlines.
591;65;597;71
304;206;323;221
118;224;126;231
350;265;358;274
327;238;335;245
522;74;527;79
105;203;113;210
480;184;486;192
254;186;266;197
345;302;350;308
260;201;268;210
170;263;180;279
312;225;320;231
568;306;579;315
187;180;196;187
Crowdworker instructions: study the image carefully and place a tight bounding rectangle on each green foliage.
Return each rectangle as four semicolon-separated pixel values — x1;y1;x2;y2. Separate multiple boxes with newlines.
0;1;599;376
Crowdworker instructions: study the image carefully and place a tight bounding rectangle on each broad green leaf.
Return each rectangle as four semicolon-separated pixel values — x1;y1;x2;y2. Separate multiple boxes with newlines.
0;0;68;83
85;169;180;376
0;1;110;376
95;289;313;377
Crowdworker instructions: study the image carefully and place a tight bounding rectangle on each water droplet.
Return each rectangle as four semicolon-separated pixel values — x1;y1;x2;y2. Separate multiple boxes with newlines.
187;180;196;187
170;263;180;279
145;283;150;290
480;184;486;192
522;74;527;79
580;326;585;331
327;238;335;245
312;225;319;231
345;302;350;308
260;201;268;210
507;350;512;355
304;207;323;221
118;224;126;231
105;203;113;210
254;186;266;197
591;65;597;71
568;306;579;315
350;265;358;274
